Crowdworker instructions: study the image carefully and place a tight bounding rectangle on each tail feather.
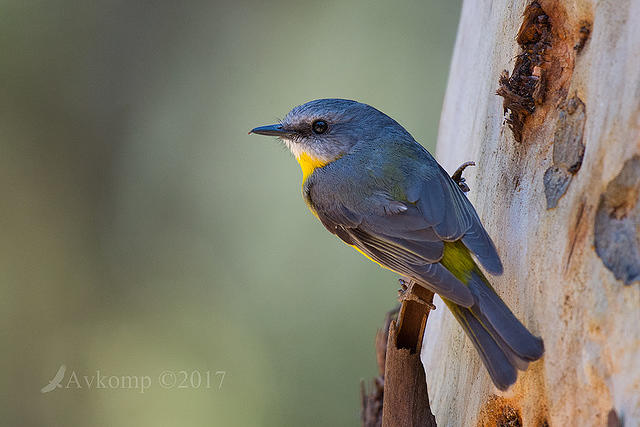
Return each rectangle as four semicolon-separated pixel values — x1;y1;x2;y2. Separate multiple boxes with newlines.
468;272;545;361
443;272;544;391
468;305;532;372
448;303;517;391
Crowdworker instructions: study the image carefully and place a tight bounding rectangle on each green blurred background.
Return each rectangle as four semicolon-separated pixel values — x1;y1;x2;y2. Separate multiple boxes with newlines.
0;1;461;425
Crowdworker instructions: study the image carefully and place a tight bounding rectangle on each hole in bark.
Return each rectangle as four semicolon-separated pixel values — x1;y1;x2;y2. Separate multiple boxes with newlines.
497;2;551;142
607;409;622;427
574;22;591;53
607;409;624;427
497;406;522;427
594;155;640;285
479;396;523;427
498;2;588;145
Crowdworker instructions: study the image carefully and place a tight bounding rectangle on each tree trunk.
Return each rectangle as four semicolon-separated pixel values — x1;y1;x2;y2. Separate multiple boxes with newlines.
421;0;640;425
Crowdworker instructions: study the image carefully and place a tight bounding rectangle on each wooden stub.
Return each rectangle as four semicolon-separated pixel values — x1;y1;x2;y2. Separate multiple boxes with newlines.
361;309;397;427
394;281;434;353
381;281;437;427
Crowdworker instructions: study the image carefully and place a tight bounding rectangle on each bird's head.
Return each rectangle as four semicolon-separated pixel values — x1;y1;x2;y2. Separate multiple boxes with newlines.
250;99;411;179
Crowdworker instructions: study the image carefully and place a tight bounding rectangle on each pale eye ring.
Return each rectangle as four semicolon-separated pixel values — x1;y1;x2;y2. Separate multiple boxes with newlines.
311;120;328;134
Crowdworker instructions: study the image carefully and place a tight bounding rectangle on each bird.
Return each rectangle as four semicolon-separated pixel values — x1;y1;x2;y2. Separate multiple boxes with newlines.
249;98;544;390
41;365;66;393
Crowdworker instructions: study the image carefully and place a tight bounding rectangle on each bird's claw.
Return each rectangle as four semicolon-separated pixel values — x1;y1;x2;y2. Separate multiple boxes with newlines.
397;279;436;310
451;161;475;193
397;278;409;295
456;177;470;193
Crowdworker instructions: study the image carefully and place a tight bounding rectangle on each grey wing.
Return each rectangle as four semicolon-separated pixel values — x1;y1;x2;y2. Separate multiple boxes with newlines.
407;162;503;275
314;200;475;307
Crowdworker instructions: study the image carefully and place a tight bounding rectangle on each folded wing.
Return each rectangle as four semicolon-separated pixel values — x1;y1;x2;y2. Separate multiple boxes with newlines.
406;162;503;275
314;198;474;307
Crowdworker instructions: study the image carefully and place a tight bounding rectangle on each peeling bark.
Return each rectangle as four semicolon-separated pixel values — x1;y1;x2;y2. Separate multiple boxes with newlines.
595;155;640;285
543;94;586;208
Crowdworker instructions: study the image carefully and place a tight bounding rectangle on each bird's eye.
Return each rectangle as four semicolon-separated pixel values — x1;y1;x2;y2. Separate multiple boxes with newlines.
311;120;328;134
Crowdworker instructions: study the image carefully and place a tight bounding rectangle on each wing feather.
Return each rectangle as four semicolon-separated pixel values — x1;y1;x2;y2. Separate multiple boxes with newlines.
312;196;475;307
346;227;474;306
409;163;503;275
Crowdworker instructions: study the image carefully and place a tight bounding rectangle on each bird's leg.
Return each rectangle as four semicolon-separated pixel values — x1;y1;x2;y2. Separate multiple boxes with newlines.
397;278;409;295
397;278;436;310
450;161;476;193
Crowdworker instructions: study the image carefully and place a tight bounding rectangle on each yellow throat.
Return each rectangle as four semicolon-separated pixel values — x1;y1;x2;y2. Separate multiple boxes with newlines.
296;152;330;181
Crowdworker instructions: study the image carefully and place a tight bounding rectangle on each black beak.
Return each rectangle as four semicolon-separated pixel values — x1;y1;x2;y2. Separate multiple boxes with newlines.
248;124;294;137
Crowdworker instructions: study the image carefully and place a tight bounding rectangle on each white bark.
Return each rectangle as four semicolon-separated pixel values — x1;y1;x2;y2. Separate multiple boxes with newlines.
421;0;640;425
